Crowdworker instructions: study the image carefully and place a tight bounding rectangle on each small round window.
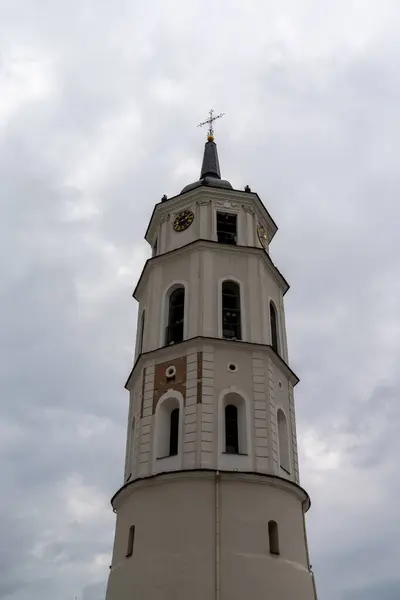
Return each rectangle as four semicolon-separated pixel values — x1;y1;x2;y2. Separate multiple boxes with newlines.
165;365;176;379
228;363;238;372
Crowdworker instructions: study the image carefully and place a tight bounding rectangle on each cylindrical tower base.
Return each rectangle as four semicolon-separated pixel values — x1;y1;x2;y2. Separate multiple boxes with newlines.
106;470;316;600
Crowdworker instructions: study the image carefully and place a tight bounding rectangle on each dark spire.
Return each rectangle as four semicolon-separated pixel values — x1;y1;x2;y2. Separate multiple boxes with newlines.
200;139;221;180
180;116;232;194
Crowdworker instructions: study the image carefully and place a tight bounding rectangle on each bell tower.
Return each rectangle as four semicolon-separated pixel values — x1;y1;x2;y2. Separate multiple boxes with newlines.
105;116;319;600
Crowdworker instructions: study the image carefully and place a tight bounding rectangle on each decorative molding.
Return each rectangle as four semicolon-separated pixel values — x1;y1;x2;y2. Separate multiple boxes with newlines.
242;204;255;215
133;239;290;304
215;200;240;209
196;199;211;206
127;334;299;392
111;468;311;511
160;213;170;224
145;185;278;245
172;207;194;216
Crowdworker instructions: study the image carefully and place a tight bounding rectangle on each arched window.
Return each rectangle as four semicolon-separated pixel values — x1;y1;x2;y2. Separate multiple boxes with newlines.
277;409;290;473
138;310;145;354
268;520;280;555
222;281;242;340
222;392;247;454
270;301;279;354
165;286;185;345
225;404;239;454
156;395;182;459
169;408;179;456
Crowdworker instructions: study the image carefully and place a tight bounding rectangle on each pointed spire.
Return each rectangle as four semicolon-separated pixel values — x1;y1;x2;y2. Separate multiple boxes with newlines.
200;139;221;180
180;111;233;193
197;109;224;180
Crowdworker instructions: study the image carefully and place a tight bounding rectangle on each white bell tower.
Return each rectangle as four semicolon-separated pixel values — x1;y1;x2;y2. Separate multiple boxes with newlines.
105;116;319;600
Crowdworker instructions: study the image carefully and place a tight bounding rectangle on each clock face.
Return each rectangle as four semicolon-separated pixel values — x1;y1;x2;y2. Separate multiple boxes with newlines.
257;225;268;249
173;210;194;232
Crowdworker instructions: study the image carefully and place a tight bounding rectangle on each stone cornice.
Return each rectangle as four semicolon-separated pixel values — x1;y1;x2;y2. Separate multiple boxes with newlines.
125;335;299;390
133;238;289;301
144;186;278;246
111;468;310;513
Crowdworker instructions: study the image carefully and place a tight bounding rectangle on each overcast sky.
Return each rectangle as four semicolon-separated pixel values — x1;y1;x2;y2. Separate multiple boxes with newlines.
1;1;400;599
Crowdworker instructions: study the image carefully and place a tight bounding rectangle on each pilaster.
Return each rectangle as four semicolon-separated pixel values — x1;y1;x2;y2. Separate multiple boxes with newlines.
201;250;214;337
188;252;201;338
184;351;198;469
252;353;269;473
197;198;211;238
200;345;215;468
267;358;279;475
243;204;255;246
289;383;300;484
248;256;262;344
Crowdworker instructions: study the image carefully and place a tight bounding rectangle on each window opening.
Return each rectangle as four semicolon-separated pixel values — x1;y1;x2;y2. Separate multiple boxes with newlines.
277;409;290;473
268;521;280;555
126;525;135;557
169;408;179;456
225;404;239;454
166;287;185;345
165;365;176;380
222;281;241;340
217;212;237;245
270;301;279;354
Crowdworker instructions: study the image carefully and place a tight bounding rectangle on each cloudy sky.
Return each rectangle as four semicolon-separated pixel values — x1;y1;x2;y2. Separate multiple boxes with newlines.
2;0;400;598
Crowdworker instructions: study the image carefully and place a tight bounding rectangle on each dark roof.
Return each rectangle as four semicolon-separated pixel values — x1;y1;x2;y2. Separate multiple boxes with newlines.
181;139;233;193
200;139;221;179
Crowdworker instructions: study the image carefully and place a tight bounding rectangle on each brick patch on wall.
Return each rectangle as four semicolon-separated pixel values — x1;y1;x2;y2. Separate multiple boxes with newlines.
152;355;187;413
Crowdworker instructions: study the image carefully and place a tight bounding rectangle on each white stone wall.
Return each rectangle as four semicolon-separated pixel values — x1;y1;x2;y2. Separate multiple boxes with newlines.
125;340;299;484
252;352;269;473
146;187;276;256
106;472;315;600
134;243;286;355
183;351;198;470
289;383;300;484
109;180;316;600
200;346;215;468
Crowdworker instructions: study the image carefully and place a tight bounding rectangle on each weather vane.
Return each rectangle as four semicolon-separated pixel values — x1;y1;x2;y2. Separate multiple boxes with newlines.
198;109;225;141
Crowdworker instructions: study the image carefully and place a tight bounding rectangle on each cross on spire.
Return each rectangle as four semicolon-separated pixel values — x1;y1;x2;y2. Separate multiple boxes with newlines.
198;109;225;141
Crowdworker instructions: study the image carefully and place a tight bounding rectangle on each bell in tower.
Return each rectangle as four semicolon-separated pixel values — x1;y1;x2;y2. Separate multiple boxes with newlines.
105;111;319;600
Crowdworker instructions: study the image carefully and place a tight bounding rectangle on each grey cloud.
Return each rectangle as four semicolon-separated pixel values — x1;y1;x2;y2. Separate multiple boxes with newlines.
344;581;400;600
1;1;400;599
82;581;107;600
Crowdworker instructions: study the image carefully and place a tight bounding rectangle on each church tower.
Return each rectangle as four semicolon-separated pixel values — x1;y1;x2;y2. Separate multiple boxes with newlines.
105;113;318;600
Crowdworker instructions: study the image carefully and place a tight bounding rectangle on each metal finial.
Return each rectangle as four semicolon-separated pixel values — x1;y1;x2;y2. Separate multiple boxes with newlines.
198;109;225;141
